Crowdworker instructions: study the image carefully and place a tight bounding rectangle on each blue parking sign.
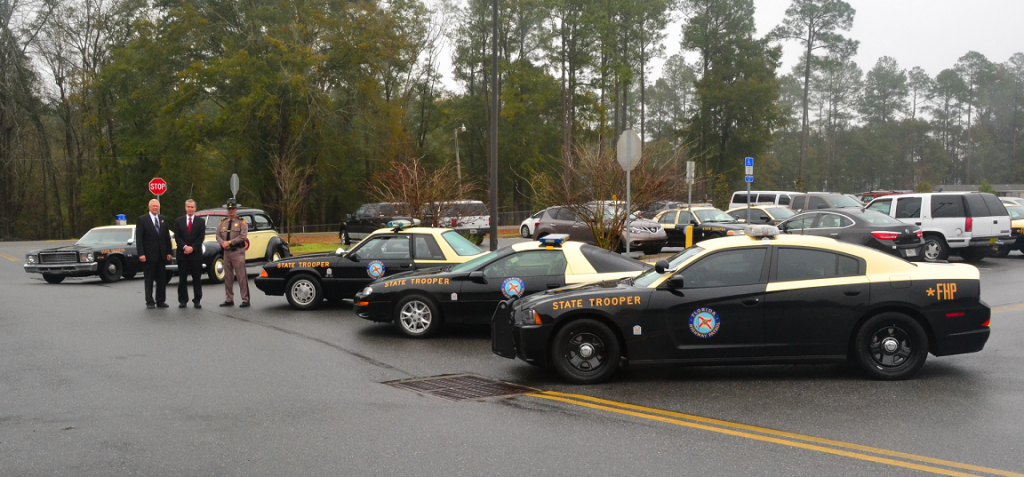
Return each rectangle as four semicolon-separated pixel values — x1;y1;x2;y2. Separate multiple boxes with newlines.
745;175;753;183
745;157;753;167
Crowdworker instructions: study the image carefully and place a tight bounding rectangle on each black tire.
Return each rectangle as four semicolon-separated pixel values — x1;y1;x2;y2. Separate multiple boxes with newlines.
551;319;622;384
394;294;442;338
959;247;987;263
990;244;1011;258
285;274;324;310
207;255;226;283
123;272;137;279
42;273;65;284
853;312;929;380
520;225;531;238
342;228;351;246
922;235;950;262
98;258;123;283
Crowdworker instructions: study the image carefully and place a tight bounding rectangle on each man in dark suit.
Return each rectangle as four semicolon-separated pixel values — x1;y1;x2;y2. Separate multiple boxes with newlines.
174;199;206;308
136;199;173;308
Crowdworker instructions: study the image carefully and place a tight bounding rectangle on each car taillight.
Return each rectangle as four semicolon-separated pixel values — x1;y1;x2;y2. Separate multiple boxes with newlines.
489;217;492;226
965;217;972;232
871;231;900;240
983;318;990;327
915;230;923;238
451;219;457;227
534;221;540;229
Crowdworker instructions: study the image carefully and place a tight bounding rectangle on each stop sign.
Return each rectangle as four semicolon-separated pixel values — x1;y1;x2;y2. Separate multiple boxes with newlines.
149;177;167;196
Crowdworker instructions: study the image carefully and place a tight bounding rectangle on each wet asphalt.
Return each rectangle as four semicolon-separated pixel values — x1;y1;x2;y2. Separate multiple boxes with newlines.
1;239;1023;476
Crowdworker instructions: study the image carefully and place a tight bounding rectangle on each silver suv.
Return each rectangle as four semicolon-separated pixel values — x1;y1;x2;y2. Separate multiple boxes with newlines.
866;192;1011;262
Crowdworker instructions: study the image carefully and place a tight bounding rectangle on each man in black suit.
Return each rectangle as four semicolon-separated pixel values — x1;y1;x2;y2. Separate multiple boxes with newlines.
174;199;206;308
136;199;173;309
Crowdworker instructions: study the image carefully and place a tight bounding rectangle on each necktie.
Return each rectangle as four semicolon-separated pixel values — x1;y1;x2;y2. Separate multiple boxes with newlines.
188;217;192;233
154;216;159;232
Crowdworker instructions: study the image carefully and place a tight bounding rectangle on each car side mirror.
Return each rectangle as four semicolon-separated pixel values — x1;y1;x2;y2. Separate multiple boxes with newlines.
689;219;697;225
347;253;359;261
127;239;134;245
335;247;345;256
668;275;685;289
469;270;486;283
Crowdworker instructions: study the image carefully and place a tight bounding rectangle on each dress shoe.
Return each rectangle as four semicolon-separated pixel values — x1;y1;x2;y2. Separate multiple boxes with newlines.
220;302;234;307
239;302;250;308
156;303;169;308
194;303;202;309
179;303;187;308
146;304;156;309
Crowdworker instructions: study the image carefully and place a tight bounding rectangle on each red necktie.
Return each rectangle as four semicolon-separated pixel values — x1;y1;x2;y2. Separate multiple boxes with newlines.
188;217;192;233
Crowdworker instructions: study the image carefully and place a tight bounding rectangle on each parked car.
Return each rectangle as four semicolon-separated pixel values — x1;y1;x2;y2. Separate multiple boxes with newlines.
859;190;912;203
999;197;1024;207
340;202;419;245
533;205;667;255
423;200;490;239
865;192;1011;262
989;204;1024;257
727;190;799;210
654;206;747;247
519;208;549;238
725;205;795;226
639;200;687;219
777;208;925;260
24;225;145;283
789;193;863;212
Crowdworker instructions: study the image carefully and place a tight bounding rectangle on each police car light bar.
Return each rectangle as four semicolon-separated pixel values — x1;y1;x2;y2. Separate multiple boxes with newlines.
538;234;569;246
745;224;779;238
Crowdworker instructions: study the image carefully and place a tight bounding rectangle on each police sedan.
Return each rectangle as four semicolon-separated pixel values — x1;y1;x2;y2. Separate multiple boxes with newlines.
254;226;485;310
354;235;651;338
492;225;990;384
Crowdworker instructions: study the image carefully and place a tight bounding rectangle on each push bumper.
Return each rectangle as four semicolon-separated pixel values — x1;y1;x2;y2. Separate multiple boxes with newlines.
24;263;98;276
254;277;286;295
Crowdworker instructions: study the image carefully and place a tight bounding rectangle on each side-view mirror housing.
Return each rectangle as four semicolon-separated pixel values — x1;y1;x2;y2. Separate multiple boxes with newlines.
127;239;134;245
689;219;698;225
335;247;345;256
469;270;486;283
347;252;359;261
668;274;685;289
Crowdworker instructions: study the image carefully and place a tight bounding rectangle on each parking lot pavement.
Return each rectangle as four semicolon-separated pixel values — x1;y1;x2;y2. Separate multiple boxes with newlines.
2;239;1024;476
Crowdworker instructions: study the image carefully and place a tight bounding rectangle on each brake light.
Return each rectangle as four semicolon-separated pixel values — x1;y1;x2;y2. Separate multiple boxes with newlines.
983;318;990;327
451;219;457;227
915;230;923;238
534;221;540;229
966;217;972;232
871;231;900;240
489;217;492;226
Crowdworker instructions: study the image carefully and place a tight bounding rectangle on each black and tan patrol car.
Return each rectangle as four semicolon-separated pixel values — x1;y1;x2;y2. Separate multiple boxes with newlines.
254;226;486;310
492;225;990;384
24;225;144;283
654;206;748;247
183;206;290;283
354;235;650;338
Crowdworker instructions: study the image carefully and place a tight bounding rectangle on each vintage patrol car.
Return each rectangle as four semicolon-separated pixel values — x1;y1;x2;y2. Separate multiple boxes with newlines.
492;225;990;384
24;225;144;283
254;226;486;310
354;235;650;338
187;206;290;283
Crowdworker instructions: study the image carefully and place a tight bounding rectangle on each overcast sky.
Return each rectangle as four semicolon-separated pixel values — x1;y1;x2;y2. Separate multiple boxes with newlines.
439;0;1024;91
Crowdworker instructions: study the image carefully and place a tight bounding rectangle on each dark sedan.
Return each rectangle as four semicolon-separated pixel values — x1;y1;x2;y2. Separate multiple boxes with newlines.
778;208;924;260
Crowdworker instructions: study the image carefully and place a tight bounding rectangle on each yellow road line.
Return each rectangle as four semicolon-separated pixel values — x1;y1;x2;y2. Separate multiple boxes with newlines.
0;252;19;262
532;391;1022;477
992;303;1024;314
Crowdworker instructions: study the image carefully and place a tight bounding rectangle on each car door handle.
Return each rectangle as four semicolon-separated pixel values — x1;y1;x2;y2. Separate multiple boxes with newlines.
400;263;411;268
742;298;759;306
844;290;861;296
547;283;562;289
994;220;999;224
915;222;922;226
829;233;839;236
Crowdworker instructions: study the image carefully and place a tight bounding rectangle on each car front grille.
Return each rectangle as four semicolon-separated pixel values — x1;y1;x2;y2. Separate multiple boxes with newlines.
39;252;78;264
634;226;660;234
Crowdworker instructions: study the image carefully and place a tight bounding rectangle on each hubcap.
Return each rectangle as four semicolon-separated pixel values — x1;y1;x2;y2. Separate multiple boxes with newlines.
272;252;282;261
215;260;224;279
869;326;913;367
107;263;117;274
521;226;529;238
400;301;432;334
290;280;316;305
564;332;606;372
924;241;940;260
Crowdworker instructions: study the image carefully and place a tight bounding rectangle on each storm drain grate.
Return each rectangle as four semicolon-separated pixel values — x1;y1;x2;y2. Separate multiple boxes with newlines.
385;374;536;402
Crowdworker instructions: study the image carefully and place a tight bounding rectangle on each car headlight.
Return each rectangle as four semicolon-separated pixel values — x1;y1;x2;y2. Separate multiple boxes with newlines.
26;254;36;263
80;252;94;262
726;230;745;236
202;243;207;254
628;227;643;234
361;286;373;296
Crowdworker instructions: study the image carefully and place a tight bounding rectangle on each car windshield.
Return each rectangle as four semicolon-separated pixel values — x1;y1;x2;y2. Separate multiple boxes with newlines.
632;246;705;288
858;210;904;225
1006;205;1024;220
765;207;795;219
444;203;488;216
77;228;132;246
831;195;863;208
449;250;501;272
441;231;485;256
199;213;226;232
694;209;736;223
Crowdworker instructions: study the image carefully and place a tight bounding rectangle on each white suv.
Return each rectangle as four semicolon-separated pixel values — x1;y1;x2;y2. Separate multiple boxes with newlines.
865;192;1011;262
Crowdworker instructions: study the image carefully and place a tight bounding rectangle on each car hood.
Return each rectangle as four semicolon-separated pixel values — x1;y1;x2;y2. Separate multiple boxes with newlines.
29;244;94;254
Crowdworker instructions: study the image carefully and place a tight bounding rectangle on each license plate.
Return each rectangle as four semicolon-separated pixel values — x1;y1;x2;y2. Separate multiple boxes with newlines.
905;249;917;257
989;238;997;245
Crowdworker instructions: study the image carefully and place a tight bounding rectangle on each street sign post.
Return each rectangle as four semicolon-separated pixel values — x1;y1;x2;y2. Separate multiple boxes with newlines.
149;178;167;199
744;157;753;223
617;130;642;254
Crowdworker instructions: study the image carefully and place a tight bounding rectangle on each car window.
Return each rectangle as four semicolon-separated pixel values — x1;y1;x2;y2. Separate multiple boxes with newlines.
830;195;863;208
981;194;1008;216
581;244;649;272
732;193;748;205
778;194;792;206
694;209;736;223
531;210;545;219
932;195;965;218
859;211;904;225
765;207;794;219
254;214;271;231
775;248;861;281
814;213;847;228
199;213;226;233
658;211;678;224
894;198;922;219
1006;205;1024;220
783;214;817;231
441;231;484;256
679;248;766;288
554;208;577;221
964;194;991;217
444;203;488;216
77;228;133;246
365;205;379;217
413;235;446;260
867;199;892;215
353;235;410;260
757;194;777;203
791;195;806;210
680;211;695;223
808;196;828;209
240;215;254;228
483;250;567;278
355;205;367;217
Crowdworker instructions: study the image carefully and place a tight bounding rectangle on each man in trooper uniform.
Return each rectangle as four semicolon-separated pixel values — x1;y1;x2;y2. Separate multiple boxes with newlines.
216;199;250;307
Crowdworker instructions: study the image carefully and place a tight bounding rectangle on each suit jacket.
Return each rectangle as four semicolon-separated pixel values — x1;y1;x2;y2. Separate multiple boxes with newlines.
173;215;206;261
136;213;173;262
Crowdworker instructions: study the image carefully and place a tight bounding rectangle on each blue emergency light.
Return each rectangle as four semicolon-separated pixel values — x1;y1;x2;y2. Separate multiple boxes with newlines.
538;234;569;246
